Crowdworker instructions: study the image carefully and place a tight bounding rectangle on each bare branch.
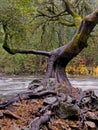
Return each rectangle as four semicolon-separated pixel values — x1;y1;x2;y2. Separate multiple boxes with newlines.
62;0;82;27
58;18;75;26
62;0;77;17
13;49;51;57
37;10;67;19
2;23;51;57
38;10;75;26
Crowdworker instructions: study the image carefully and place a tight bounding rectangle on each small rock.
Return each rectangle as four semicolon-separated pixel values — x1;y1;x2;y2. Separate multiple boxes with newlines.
34;85;44;92
44;96;57;105
66;96;73;103
45;78;56;90
29;78;41;84
12;102;22;106
31;99;38;104
29;78;56;91
85;121;96;129
86;111;98;120
0;112;3;118
56;102;81;118
28;78;41;90
81;97;91;104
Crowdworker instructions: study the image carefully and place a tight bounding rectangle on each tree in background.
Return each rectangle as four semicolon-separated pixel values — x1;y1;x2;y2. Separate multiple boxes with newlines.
0;0;98;74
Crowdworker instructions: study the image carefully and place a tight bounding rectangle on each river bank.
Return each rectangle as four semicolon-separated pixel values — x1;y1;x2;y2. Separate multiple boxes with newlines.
0;77;97;130
0;74;98;98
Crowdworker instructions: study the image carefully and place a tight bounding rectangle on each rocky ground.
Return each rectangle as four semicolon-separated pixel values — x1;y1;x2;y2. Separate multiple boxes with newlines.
0;78;98;130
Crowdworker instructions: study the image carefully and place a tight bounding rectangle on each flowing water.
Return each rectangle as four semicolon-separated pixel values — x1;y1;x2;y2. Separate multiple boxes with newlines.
0;75;98;98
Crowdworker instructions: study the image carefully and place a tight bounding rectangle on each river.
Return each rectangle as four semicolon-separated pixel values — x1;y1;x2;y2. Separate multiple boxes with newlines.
0;75;98;98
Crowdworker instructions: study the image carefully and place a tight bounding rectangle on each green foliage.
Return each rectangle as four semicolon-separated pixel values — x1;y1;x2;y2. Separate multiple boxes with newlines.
0;44;37;74
0;0;98;74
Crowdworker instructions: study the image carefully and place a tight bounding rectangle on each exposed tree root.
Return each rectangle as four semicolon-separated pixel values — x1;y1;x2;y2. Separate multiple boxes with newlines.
0;79;97;130
0;2;98;130
30;110;52;130
0;90;57;109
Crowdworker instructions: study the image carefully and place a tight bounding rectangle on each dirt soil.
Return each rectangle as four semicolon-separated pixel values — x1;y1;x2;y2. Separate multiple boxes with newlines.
0;96;98;130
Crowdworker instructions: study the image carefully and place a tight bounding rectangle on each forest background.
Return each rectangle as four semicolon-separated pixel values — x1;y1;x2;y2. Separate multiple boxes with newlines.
0;0;98;76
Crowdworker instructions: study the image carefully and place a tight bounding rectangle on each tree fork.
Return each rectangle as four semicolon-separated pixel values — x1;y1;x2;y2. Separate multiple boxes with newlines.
2;8;98;95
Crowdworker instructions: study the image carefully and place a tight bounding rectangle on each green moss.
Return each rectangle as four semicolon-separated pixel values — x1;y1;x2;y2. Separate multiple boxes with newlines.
58;18;75;26
73;33;81;47
73;32;89;49
74;16;82;28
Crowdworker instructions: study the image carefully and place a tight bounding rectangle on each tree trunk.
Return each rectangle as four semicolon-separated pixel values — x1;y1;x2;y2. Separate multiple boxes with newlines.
2;8;98;94
44;8;98;93
0;8;98;130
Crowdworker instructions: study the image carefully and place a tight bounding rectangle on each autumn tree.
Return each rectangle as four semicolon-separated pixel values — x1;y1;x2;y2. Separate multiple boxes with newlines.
0;1;98;130
1;0;98;94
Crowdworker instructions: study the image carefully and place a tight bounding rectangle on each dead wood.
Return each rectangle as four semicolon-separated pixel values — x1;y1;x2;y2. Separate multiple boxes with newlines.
0;90;57;109
0;84;97;130
30;110;52;130
3;110;21;119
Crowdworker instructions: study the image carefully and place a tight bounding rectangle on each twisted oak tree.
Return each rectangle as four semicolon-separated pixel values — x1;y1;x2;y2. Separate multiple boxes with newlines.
1;2;98;129
2;0;98;94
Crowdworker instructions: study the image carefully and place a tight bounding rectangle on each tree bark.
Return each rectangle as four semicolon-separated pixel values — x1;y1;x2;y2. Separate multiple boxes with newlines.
2;8;98;94
44;8;98;93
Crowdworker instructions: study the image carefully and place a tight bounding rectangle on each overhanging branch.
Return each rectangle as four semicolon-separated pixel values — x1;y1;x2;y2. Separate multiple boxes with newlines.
37;10;67;19
62;0;82;28
58;18;75;26
2;23;51;57
38;10;75;27
3;45;51;57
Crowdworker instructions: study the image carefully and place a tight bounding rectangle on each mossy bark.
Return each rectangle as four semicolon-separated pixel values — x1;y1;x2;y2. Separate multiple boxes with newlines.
2;8;98;94
44;8;98;93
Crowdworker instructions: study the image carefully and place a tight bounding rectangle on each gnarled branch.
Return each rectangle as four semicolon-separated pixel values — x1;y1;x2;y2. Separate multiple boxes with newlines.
2;23;51;57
